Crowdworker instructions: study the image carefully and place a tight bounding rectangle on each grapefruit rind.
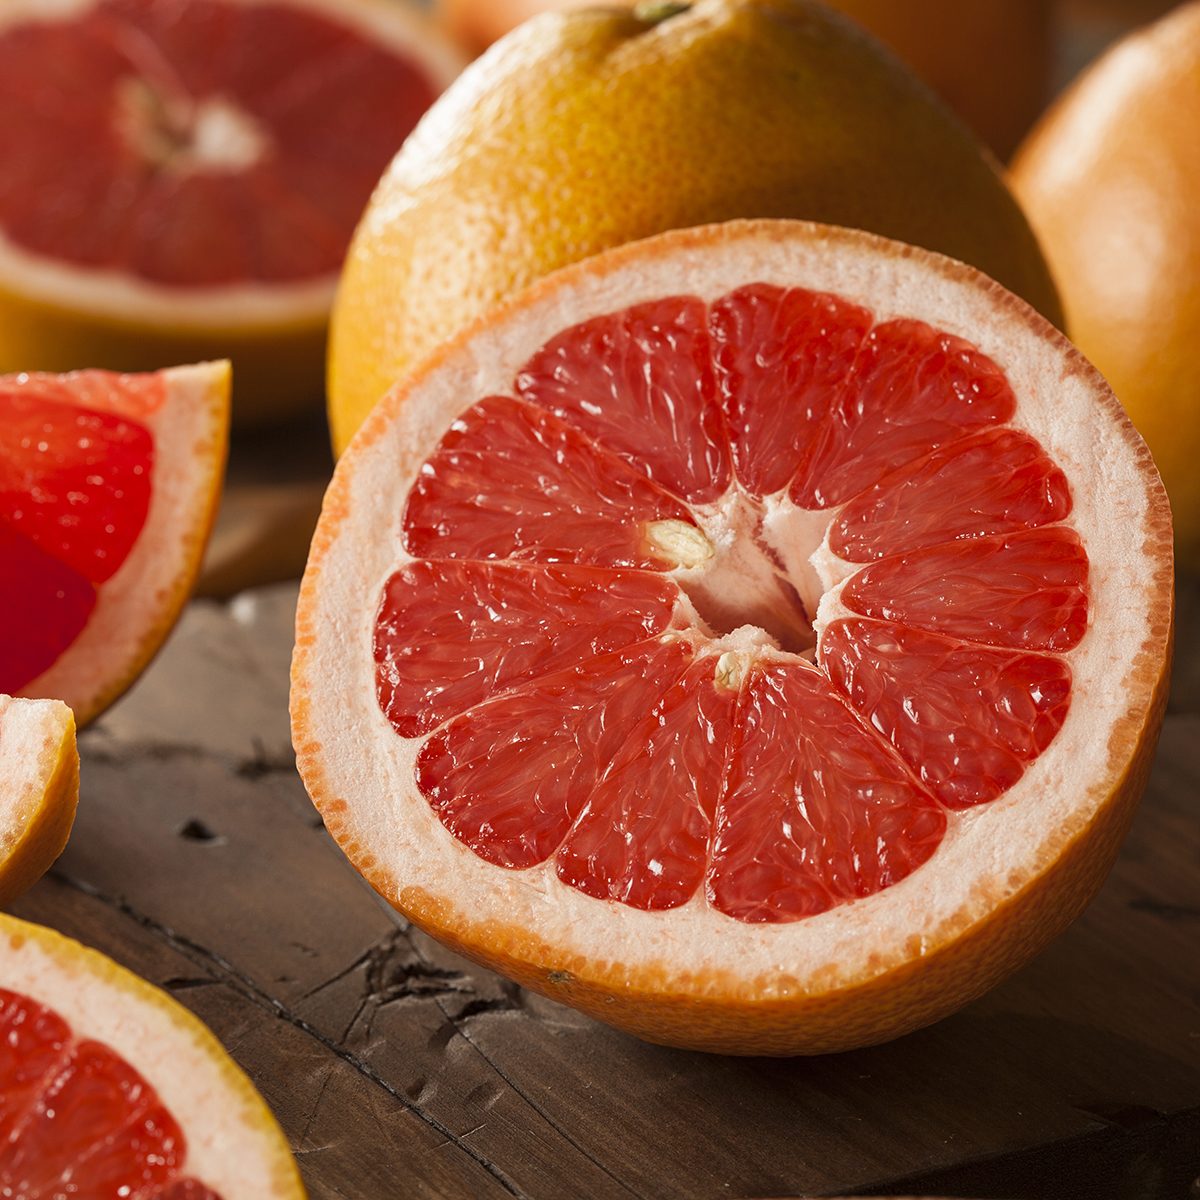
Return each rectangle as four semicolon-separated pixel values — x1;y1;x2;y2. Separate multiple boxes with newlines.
293;220;1172;1054
0;697;78;907
17;361;231;728
0;912;304;1197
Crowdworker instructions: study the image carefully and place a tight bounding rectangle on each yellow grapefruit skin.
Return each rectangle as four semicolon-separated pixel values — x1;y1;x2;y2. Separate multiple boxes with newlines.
1012;2;1200;571
436;0;1050;159
328;0;1062;453
0;913;306;1196
0;698;78;908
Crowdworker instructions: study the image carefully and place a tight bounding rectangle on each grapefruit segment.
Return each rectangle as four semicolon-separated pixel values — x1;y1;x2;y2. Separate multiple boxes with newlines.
0;526;96;693
707;660;945;923
294;220;1171;1054
841;527;1089;652
791;318;1016;509
1;1031;186;1196
0;363;229;726
0;376;156;582
831;427;1073;562
516;296;730;504
821;619;1072;809
0;915;304;1198
402;394;700;569
555;652;738;910
375;560;678;739
710;283;872;499
416;639;694;870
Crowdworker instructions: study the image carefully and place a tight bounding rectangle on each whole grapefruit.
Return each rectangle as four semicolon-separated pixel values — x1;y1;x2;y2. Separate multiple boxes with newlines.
1013;1;1200;570
329;0;1061;452
436;0;1051;159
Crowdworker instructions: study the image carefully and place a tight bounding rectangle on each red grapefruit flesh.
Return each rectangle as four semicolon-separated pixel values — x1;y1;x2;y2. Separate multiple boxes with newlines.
293;221;1171;1053
0;914;303;1197
0;363;229;725
388;288;1081;919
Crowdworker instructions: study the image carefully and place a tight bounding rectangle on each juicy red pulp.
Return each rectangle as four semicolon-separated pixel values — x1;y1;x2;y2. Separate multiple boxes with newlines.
0;373;160;693
375;286;1088;923
0;988;223;1199
0;0;441;285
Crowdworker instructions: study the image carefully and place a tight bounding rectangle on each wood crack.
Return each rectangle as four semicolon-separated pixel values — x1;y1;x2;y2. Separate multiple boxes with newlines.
47;868;532;1200
433;994;647;1200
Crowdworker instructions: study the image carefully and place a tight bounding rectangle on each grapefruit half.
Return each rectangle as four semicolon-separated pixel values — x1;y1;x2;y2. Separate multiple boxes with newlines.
0;0;462;423
0;912;304;1197
294;221;1172;1055
1;362;230;727
0;697;77;907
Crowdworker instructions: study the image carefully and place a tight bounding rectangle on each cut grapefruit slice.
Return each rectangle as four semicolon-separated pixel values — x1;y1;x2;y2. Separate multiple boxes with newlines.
0;697;77;906
0;362;230;726
0;0;462;422
292;220;1173;1055
0;912;304;1197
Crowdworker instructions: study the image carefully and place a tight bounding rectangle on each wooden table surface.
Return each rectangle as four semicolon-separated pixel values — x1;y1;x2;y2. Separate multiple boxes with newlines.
12;564;1199;1199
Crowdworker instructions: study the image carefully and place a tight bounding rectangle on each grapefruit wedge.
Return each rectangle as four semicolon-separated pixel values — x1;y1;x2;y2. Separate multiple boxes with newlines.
1;362;229;727
0;0;462;422
0;697;77;907
0;913;304;1197
293;221;1173;1055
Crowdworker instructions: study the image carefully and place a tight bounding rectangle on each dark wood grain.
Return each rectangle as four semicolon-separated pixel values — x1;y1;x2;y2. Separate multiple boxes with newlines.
11;571;1199;1200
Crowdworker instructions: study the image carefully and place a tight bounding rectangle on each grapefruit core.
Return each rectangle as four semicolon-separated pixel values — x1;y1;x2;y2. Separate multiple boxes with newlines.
0;0;463;422
0;913;304;1197
293;221;1172;1055
0;363;230;727
0;696;78;907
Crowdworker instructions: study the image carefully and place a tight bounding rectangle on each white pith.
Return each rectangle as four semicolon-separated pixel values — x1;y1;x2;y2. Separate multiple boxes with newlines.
0;914;297;1196
296;225;1161;996
0;696;71;853
17;362;228;724
0;0;463;330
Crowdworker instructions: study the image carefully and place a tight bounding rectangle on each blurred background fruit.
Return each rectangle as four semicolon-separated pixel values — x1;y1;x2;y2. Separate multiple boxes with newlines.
329;0;1060;452
0;0;462;426
437;0;1053;160
1013;0;1200;570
